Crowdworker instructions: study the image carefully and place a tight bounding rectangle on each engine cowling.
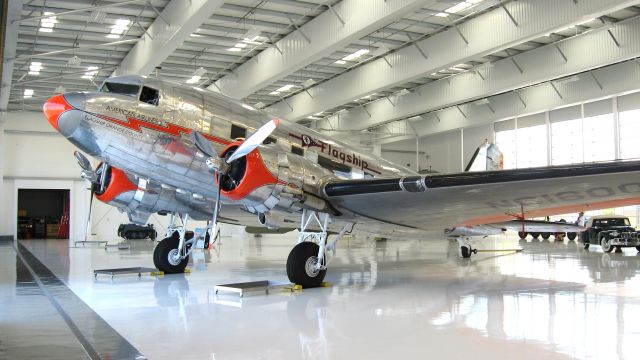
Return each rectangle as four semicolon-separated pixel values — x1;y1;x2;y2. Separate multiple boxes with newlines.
94;164;209;223
218;142;337;215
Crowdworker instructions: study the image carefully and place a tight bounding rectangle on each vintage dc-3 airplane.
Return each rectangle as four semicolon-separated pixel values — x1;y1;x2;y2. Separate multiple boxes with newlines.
42;75;640;287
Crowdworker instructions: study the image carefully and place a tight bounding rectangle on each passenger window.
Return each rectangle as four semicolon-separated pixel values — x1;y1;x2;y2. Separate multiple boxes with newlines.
292;145;304;156
140;86;159;106
231;124;246;140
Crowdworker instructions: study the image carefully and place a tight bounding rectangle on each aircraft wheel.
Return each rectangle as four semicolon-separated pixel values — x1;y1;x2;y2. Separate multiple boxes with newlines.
636;245;640;252
518;231;527;239
460;245;473;258
531;233;540;239
567;232;577;241
287;242;326;288
583;243;590;250
541;233;551;240
599;234;614;253
154;234;189;274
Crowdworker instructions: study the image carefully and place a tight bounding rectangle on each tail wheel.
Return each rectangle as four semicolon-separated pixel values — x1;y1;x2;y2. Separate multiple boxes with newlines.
599;234;614;253
153;233;189;274
518;231;527;239
287;242;326;288
567;232;577;241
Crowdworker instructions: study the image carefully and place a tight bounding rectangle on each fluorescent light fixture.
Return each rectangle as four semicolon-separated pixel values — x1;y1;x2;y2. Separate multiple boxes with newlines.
275;84;295;92
243;28;261;42
436;0;484;17
39;12;57;32
449;66;466;71
307;116;321;120
107;18;131;38
234;42;248;48
314;112;324;116
254;102;266;108
555;75;581;84
408;115;423;121
193;67;207;77
474;98;490;105
190;33;203;37
23;89;34;98
342;49;369;61
227;47;242;52
82;66;99;79
186;76;200;84
302;78;316;88
396;88;410;96
334;49;370;64
269;91;280;96
241;104;256;111
29;62;43;75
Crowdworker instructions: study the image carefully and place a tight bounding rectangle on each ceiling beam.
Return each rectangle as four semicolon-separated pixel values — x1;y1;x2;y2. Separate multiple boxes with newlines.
317;15;640;133
113;0;225;76
267;0;640;122
208;0;433;100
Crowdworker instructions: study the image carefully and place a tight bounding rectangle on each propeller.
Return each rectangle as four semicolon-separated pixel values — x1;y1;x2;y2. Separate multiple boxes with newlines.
74;151;104;242
191;117;280;246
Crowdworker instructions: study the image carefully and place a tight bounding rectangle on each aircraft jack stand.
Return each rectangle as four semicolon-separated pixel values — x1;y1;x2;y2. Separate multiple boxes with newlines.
94;267;161;279
474;248;523;253
214;280;294;297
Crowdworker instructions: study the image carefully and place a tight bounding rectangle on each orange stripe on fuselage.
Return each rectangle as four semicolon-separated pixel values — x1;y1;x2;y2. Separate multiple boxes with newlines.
456;196;640;227
92;112;231;146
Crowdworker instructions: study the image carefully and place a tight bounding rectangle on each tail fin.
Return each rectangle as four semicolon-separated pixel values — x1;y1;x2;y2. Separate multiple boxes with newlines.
464;140;503;172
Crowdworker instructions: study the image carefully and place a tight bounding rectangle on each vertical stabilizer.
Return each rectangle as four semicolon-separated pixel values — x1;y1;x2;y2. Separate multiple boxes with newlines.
464;140;504;172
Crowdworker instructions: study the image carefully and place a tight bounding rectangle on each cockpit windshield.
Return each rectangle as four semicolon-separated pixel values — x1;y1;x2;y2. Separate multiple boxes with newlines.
100;82;140;97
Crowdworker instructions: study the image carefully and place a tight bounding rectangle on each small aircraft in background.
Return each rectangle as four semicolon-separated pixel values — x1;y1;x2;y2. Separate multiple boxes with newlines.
43;75;640;287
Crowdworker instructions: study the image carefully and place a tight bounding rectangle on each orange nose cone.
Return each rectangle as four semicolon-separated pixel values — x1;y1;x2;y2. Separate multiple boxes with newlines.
43;94;72;131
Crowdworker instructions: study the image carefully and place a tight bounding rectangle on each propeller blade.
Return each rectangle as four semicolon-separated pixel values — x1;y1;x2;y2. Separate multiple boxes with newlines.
226;117;279;164
74;151;92;172
191;131;218;158
85;187;94;242
209;170;223;246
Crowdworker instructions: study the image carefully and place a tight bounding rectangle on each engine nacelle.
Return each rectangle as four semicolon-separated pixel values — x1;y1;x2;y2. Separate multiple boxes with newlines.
94;164;209;223
219;142;337;214
258;212;283;229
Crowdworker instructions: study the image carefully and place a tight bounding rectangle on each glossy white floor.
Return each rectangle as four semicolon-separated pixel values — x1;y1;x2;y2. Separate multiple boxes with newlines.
13;231;640;360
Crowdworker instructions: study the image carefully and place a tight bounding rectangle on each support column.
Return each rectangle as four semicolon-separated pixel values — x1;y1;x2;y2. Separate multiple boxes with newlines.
0;113;7;236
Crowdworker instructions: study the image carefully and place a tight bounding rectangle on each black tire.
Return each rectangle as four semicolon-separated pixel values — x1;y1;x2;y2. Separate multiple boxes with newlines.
636;245;640;252
567;232;577;241
518;231;527;239
460;245;472;258
531;233;540;239
541;233;551;240
600;234;614;253
286;242;326;288
153;234;189;274
584;243;590;250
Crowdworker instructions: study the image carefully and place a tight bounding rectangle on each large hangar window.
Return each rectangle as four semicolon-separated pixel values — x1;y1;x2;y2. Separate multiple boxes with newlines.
583;99;614;163
550;105;582;165
619;92;640;160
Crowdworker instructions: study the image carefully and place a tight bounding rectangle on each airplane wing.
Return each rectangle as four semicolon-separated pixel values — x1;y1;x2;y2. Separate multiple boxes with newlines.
323;160;640;231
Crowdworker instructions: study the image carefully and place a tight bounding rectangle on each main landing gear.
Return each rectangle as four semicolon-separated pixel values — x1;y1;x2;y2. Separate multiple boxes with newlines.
286;209;351;288
456;238;477;258
153;213;197;274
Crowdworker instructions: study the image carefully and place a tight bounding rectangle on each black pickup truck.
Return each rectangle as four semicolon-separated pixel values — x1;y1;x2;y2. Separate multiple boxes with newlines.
580;215;640;252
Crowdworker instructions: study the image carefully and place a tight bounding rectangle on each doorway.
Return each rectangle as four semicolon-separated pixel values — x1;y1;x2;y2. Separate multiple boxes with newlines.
17;189;70;239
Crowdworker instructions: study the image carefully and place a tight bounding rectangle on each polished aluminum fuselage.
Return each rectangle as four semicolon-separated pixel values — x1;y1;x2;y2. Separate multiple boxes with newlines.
57;75;416;231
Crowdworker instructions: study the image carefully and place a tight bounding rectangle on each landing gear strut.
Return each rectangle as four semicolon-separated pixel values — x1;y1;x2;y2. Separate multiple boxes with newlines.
153;213;194;274
287;209;350;288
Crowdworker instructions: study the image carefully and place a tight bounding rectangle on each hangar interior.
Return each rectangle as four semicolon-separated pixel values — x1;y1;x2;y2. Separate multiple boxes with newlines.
2;0;640;359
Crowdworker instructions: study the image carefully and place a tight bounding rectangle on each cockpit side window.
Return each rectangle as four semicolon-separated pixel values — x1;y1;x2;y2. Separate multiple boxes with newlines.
100;82;140;97
140;86;160;106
